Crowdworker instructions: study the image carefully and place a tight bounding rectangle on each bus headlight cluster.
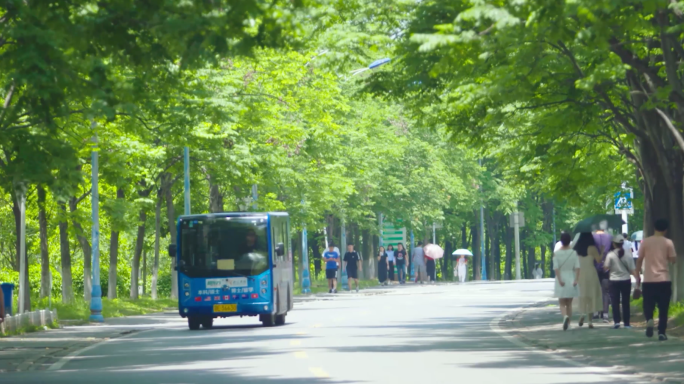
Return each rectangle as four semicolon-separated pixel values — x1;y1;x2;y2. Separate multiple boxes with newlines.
184;291;190;297
261;288;267;294
260;280;267;286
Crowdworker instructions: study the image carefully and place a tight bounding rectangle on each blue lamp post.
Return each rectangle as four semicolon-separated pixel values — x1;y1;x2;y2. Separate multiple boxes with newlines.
301;200;311;294
184;147;190;215
340;221;348;291
89;126;104;322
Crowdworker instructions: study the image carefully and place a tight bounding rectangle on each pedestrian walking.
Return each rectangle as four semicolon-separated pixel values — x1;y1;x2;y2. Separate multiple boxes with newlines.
386;245;396;283
323;244;340;293
457;255;468;283
573;232;603;329
593;229;613;322
553;232;580;331
377;246;388;285
395;243;407;284
425;241;436;283
636;219;677;341
532;263;543;279
604;234;640;329
344;244;362;292
412;241;427;284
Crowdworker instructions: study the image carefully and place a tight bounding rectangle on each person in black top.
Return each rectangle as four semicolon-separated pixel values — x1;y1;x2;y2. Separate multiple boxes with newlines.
377;246;388;285
344;244;363;292
395;243;407;284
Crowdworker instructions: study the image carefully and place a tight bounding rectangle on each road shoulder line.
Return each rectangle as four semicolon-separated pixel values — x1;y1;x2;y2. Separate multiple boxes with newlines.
47;328;155;372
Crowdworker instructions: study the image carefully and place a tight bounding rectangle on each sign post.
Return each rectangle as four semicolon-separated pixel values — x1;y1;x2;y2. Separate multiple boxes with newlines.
614;186;633;235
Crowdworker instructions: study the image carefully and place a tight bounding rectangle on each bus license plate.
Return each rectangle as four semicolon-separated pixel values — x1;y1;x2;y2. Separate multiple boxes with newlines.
213;304;237;313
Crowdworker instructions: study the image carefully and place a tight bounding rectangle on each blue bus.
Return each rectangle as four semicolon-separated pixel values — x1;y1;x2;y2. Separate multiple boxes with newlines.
168;212;293;330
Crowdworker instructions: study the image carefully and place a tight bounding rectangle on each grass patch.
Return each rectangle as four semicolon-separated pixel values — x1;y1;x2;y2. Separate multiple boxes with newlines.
1;321;59;337
31;296;177;322
631;297;684;327
294;279;382;295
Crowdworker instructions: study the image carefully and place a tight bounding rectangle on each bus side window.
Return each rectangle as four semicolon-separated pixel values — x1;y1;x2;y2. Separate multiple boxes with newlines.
283;221;290;261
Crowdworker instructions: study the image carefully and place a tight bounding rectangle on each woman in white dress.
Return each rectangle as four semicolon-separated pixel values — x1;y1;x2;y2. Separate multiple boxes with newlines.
457;255;468;283
553;232;580;331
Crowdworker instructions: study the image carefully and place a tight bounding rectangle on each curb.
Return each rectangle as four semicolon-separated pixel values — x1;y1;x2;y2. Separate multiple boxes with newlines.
494;302;680;384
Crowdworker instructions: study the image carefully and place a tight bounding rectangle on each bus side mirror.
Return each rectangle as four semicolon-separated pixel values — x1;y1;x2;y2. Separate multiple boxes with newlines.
276;243;285;257
168;244;177;258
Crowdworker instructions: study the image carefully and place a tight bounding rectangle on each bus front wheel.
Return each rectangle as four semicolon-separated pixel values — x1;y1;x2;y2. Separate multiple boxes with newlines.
201;317;213;329
261;314;275;327
275;313;286;326
188;316;201;331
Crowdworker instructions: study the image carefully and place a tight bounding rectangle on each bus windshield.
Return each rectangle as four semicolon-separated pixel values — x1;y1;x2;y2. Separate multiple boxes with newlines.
179;216;269;278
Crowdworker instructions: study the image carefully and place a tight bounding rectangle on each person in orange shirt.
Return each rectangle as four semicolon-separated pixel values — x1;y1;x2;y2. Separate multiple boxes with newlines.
636;219;677;341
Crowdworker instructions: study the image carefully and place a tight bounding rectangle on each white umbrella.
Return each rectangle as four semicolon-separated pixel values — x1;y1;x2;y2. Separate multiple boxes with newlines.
452;249;473;257
631;231;643;242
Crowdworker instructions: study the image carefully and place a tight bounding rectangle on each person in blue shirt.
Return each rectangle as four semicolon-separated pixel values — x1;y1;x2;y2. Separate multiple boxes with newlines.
323;244;340;293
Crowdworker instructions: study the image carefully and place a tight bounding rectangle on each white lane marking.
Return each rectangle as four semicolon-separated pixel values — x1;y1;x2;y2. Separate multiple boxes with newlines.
48;328;156;371
490;303;646;382
294;351;308;359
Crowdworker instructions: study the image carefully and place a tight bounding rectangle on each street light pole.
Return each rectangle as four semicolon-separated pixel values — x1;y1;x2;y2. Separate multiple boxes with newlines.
479;159;487;280
17;188;26;313
184;147;191;215
89;128;104;322
340;219;348;291
515;202;521;280
301;200;311;294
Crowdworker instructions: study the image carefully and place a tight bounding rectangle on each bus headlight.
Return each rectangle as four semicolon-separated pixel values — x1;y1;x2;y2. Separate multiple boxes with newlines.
183;308;188;313
261;280;267;286
185;291;190;297
261;288;267;294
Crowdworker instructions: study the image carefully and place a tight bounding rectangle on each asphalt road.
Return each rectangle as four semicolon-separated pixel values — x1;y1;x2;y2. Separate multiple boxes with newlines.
2;281;645;384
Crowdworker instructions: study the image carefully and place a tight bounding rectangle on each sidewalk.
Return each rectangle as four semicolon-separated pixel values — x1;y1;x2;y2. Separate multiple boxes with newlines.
0;311;182;373
500;302;684;383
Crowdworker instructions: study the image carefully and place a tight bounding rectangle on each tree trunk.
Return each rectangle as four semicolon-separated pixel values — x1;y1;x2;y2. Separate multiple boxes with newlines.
504;226;513;280
445;239;453;280
38;186;50;299
471;220;481;280
12;189;30;311
142;248;147;296
130;208;147;299
151;188;161;300
162;173;178;299
528;246;536;280
522;246;528;279
361;228;372;279
58;203;74;303
108;187;124;299
461;222;468;249
209;183;223;213
69;197;92;301
11;192;19;271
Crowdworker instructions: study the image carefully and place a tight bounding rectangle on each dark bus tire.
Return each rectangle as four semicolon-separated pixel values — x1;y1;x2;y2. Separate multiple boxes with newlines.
275;314;286;326
188;316;201;330
261;314;275;327
201;317;213;329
